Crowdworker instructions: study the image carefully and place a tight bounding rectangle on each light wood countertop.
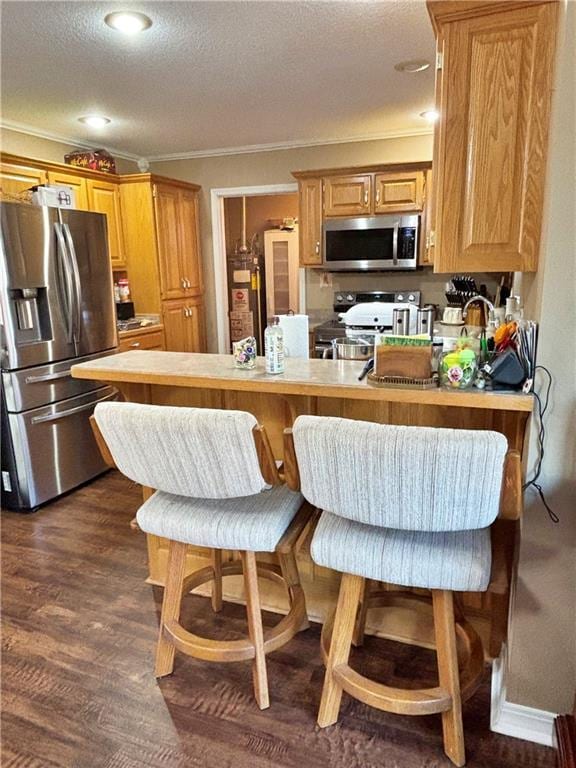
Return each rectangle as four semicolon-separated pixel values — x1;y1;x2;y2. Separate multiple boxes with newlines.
72;350;533;412
117;323;164;339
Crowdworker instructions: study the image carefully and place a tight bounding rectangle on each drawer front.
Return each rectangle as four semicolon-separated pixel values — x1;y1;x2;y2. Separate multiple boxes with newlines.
117;330;164;352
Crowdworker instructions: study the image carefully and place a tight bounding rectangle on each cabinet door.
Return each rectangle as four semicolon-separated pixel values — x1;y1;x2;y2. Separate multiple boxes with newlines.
0;162;46;199
374;171;424;213
87;179;125;267
47;171;89;210
324;175;371;216
162;298;205;352
178;189;203;295
298;179;323;266
154;184;185;299
433;2;558;273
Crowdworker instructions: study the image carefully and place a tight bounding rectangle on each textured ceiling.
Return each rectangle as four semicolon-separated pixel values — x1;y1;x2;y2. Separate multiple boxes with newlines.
0;1;436;159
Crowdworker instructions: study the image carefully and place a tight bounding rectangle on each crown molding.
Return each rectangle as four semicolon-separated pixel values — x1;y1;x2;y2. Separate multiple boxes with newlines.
0;120;141;162
1;120;433;164
147;128;434;162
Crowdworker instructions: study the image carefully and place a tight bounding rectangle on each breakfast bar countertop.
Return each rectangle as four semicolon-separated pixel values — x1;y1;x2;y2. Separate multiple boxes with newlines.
72;350;533;413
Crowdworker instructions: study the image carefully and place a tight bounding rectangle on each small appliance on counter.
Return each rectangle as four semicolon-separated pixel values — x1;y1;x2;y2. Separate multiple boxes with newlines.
115;301;135;321
312;291;421;358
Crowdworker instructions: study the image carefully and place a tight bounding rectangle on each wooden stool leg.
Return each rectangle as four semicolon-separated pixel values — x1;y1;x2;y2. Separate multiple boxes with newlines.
352;578;370;647
155;540;188;678
211;549;223;613
318;573;363;727
241;551;270;710
278;550;310;631
432;590;466;767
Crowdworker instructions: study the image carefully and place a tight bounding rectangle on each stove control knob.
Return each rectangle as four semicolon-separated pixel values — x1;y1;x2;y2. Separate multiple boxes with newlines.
408;294;415;302
336;294;344;303
397;294;404;301
346;294;354;302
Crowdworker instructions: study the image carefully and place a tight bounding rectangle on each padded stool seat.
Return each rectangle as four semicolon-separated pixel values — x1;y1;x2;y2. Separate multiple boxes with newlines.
138;485;304;552
311;512;492;592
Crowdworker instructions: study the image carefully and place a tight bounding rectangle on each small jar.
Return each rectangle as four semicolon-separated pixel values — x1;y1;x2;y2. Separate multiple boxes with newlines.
118;278;131;302
439;339;477;389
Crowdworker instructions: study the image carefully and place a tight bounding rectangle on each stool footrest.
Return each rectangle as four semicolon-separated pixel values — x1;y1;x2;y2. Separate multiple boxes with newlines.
333;664;452;715
162;559;308;666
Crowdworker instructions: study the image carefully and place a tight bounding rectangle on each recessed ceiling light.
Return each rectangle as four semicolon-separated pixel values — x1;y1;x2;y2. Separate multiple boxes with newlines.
104;11;152;34
420;110;439;123
395;60;431;73
78;115;111;128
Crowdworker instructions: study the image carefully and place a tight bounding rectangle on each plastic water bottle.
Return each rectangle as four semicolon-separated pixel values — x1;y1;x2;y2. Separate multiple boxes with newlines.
265;316;285;374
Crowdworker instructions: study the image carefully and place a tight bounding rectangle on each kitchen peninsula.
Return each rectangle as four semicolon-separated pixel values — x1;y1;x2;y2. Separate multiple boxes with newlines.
73;350;532;655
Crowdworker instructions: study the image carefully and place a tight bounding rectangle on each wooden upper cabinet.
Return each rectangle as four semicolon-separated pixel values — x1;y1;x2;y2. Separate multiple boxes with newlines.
154;183;183;299
429;0;559;272
47;171;89;210
374;171;424;213
298;178;323;266
86;179;125;267
0;162;46;198
420;170;435;266
177;189;203;295
324;175;371;216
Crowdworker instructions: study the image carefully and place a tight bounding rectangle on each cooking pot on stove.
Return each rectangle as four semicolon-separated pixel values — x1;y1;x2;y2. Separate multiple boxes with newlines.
322;337;374;361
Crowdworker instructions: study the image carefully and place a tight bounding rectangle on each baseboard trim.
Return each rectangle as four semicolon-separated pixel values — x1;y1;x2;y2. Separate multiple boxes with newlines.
491;645;557;748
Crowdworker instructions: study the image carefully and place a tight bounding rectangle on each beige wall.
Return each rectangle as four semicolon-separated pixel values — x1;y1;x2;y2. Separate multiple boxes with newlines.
0;127;139;173
151;134;433;350
505;0;576;714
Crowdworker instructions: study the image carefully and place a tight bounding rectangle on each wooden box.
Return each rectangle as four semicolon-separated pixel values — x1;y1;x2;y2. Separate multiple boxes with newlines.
375;344;431;379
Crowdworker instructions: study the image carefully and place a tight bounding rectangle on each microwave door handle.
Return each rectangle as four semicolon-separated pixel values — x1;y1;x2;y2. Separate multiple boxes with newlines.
62;223;82;344
392;220;400;266
54;223;74;343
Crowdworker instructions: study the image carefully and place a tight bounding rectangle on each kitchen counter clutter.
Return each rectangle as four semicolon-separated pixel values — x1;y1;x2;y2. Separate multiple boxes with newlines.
73;350;532;412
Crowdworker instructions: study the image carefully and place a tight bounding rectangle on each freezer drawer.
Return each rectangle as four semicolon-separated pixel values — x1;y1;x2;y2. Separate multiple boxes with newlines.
2;350;117;412
1;385;118;511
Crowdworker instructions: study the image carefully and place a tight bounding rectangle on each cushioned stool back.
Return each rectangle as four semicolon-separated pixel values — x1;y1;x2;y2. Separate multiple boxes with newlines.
292;415;507;531
94;402;268;499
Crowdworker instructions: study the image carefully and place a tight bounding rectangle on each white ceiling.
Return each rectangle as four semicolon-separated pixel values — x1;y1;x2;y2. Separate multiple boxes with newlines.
0;1;436;160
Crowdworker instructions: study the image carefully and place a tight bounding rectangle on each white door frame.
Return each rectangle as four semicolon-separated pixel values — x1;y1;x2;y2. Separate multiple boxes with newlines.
211;183;299;353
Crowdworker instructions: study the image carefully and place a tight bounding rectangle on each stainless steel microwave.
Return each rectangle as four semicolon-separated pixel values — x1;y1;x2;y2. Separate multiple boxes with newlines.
323;214;419;271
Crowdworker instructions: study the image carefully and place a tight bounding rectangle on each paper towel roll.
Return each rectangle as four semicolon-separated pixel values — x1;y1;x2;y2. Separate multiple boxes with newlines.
277;315;309;359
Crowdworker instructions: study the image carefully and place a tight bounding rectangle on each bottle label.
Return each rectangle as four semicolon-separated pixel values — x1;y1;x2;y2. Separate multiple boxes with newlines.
265;333;285;374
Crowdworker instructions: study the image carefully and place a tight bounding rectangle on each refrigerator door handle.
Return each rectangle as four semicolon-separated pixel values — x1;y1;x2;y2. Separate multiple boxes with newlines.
62;223;83;344
30;390;117;424
54;223;75;343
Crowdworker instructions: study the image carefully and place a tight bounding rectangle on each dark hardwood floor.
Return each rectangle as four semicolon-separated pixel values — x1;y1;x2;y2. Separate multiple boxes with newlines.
2;471;555;768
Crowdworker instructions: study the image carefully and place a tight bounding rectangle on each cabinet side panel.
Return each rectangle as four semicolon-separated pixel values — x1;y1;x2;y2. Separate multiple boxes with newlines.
120;183;161;314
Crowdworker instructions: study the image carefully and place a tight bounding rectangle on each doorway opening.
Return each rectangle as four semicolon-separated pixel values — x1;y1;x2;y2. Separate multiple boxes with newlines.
211;184;302;353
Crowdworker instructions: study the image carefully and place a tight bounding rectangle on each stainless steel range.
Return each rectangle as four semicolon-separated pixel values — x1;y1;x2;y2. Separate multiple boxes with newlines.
313;290;421;358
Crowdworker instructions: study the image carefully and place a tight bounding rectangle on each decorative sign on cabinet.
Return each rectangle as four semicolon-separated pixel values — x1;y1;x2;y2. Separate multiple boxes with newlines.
427;0;559;273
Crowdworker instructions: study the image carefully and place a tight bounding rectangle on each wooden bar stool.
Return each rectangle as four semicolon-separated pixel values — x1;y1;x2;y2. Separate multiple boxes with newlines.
91;402;312;710
286;415;517;767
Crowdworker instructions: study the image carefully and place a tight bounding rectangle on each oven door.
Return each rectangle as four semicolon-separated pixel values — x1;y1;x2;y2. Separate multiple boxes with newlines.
323;215;419;271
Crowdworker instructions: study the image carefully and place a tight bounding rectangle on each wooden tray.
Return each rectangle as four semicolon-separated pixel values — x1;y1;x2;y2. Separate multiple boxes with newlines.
367;373;438;390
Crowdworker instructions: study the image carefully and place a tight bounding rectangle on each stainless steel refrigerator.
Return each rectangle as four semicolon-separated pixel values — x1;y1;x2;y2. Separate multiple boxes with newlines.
1;201;119;511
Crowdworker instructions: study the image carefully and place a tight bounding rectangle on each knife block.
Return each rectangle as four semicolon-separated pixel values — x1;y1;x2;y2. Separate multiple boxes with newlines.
376;344;432;379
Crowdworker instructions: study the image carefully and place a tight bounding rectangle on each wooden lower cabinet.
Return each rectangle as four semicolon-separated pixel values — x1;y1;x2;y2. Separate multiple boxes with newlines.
162;298;206;352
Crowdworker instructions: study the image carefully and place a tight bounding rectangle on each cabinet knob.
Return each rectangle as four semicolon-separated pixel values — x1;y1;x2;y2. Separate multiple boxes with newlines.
130;342;140;348
185;278;191;289
315;241;320;255
363;190;369;205
181;278;186;289
375;190;381;205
